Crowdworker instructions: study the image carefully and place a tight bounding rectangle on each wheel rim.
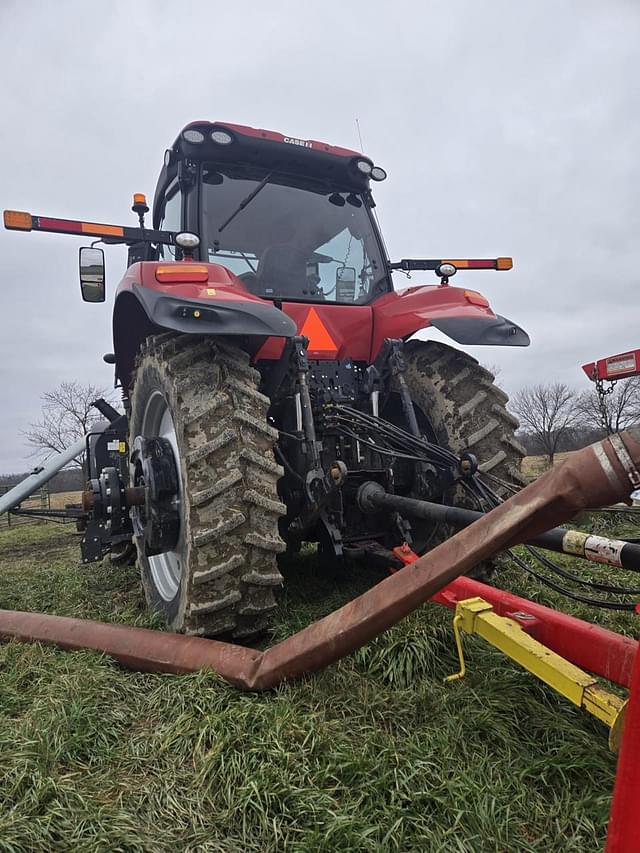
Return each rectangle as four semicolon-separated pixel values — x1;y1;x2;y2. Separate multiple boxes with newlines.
139;391;185;601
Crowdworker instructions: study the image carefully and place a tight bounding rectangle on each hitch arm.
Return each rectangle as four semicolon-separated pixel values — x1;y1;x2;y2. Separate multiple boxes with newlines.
445;596;626;752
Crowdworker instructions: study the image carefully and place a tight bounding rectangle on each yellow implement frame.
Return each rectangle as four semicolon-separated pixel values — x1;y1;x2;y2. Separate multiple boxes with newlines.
446;597;627;752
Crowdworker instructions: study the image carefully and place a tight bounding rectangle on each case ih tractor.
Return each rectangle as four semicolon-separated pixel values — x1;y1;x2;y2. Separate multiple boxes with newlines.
4;121;530;639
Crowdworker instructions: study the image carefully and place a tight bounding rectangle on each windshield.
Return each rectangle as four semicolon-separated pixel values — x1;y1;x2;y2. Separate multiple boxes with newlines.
200;165;388;303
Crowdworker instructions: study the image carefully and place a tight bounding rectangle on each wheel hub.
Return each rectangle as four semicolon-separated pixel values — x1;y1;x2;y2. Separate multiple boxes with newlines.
130;435;180;554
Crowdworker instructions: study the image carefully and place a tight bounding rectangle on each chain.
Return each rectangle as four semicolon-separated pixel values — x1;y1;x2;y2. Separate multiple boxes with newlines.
593;367;617;435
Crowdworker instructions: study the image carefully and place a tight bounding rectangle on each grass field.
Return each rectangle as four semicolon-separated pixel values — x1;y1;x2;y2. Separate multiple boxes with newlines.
1;518;639;852
521;454;570;478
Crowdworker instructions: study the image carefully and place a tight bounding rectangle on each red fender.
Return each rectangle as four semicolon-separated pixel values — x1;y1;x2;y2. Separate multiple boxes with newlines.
370;284;529;360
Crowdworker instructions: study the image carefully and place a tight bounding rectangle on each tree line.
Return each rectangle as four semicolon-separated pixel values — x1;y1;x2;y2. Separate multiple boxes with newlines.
6;376;640;484
510;378;640;465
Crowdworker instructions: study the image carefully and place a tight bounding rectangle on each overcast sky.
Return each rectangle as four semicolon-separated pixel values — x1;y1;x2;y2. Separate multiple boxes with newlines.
0;0;638;474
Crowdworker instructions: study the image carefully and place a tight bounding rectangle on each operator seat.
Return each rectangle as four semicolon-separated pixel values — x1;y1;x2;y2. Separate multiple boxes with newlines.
256;244;308;297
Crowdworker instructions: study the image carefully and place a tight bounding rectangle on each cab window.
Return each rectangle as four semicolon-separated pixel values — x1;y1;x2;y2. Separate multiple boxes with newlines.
158;183;182;259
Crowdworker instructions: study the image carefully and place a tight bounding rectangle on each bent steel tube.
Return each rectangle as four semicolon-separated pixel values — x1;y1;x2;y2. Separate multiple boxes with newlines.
1;430;639;691
0;424;108;517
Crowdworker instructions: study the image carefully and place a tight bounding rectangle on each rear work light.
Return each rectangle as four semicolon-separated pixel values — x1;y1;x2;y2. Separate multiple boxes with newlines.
175;232;200;249
183;129;205;144
437;263;457;278
211;130;233;145
355;159;373;175
155;265;209;284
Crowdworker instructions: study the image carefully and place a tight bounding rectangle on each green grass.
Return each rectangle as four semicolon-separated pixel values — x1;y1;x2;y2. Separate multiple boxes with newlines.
1;521;638;852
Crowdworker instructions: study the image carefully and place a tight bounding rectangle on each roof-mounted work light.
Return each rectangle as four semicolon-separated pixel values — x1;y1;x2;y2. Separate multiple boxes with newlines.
182;129;205;144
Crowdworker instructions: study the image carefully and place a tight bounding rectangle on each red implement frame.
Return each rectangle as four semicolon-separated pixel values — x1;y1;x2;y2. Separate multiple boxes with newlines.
434;577;637;688
390;544;638;687
583;349;640;382
607;643;640;851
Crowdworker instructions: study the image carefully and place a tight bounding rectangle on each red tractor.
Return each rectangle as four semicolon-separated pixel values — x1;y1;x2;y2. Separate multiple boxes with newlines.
4;120;530;638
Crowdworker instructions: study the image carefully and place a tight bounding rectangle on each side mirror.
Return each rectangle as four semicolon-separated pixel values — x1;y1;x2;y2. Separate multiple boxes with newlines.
79;246;105;303
336;266;356;301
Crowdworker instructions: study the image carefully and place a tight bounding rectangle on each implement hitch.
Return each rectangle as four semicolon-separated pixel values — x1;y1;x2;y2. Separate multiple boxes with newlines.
445;596;626;751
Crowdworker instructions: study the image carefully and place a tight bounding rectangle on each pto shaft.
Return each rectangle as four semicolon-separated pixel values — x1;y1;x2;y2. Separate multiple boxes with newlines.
357;482;640;572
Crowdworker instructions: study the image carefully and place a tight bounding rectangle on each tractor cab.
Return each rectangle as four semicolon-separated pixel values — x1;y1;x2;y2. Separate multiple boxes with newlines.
150;121;392;305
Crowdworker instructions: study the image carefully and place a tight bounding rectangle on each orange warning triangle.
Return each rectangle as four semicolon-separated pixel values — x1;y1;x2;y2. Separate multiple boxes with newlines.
299;307;337;354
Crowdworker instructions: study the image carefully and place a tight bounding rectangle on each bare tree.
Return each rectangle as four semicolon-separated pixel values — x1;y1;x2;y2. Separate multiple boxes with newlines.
510;383;579;467
24;381;119;467
576;376;640;434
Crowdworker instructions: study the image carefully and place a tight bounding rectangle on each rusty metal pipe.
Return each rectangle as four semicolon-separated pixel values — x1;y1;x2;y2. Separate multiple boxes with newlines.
1;430;639;690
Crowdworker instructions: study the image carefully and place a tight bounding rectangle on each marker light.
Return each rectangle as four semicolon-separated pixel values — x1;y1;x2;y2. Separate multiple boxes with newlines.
4;210;33;230
175;232;200;249
370;166;387;181
155;264;209;283
355;159;373;175
464;290;490;307
443;258;513;270
437;263;457;277
183;129;205;144
211;129;233;145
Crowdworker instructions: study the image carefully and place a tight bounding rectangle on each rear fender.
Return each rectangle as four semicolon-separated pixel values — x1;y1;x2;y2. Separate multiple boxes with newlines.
112;262;295;390
370;284;529;359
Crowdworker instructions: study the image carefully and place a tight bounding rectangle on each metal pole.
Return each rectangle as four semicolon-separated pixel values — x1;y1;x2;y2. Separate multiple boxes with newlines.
359;484;640;572
0;425;106;517
606;645;640;851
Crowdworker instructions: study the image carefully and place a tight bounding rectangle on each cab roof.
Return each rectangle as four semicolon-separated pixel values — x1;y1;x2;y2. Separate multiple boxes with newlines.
153;120;380;227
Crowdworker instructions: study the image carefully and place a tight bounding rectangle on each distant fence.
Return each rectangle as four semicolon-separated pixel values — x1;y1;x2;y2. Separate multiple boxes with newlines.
0;486;50;528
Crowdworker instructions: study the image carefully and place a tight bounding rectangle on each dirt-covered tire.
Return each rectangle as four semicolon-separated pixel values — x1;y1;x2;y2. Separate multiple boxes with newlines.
402;339;527;492
392;340;526;573
129;333;286;638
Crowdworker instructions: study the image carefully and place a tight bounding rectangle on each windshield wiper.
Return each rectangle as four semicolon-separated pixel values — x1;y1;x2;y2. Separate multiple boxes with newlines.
218;171;273;234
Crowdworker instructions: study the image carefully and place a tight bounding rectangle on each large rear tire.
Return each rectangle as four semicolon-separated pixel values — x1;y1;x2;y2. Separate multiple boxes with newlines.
395;340;526;563
403;339;527;491
129;334;286;638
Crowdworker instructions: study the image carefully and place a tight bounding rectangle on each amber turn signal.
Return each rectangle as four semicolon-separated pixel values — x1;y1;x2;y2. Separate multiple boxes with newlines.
464;290;490;307
155;264;209;284
3;210;33;231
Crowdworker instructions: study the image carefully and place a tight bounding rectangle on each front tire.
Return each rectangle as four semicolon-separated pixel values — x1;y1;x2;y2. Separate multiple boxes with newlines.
129;334;286;638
